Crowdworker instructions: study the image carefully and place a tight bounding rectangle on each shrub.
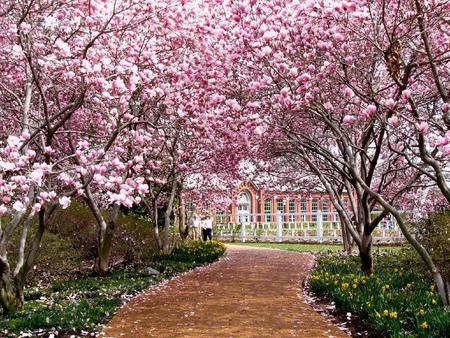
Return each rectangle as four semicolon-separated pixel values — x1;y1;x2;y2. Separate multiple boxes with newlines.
309;253;450;337
167;240;226;264
414;211;450;287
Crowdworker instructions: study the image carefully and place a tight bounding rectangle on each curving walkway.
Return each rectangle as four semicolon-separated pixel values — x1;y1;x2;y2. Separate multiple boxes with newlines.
102;245;347;338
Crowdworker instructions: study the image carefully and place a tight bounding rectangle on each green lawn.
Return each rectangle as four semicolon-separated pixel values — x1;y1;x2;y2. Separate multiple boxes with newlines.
226;242;403;253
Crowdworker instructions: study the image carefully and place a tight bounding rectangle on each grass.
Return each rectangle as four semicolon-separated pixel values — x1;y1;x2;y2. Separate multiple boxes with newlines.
0;241;226;337
227;242;402;253
309;252;450;337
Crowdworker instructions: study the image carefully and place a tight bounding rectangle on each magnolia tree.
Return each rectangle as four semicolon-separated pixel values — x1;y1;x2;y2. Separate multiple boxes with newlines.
223;0;450;304
0;0;202;308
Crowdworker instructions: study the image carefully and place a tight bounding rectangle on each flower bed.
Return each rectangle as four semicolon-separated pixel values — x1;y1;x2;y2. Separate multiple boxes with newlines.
309;253;450;337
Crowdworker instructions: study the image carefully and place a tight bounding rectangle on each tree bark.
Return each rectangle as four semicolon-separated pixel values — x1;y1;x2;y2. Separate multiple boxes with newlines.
162;180;177;254
94;204;120;276
0;259;23;315
359;231;373;274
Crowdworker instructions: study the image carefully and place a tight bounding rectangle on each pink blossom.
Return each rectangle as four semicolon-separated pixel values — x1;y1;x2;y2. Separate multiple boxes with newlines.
138;184;149;194
299;73;311;82
32;203;42;212
385;99;396;109
388;116;399;128
333;32;346;42
59;196;71;209
436;137;449;147
289;67;298;78
21;131;31;141
262;30;277;41
343;87;354;97
0;205;7;215
402;90;411;100
417;122;429;134
30;169;44;186
254;125;265;135
343;115;356;125
7;135;21;148
443;103;450;113
13;201;25;212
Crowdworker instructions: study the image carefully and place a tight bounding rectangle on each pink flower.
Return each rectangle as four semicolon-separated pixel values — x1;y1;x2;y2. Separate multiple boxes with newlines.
30;169;44;186
333;32;346;42
138;184;149;194
289;67;298;78
436;137;449;147
385;99;396;109
299;73;311;82
402;90;411;100
254;125;265;135
21;130;31;141
262;30;277;41
366;104;377;115
59;196;71;209
343;115;356;125
417;122;429;134
32;203;42;212
388;116;399;128
443;145;450;155
0;205;7;215
343;87;354;97
13;201;25;212
443;103;450;113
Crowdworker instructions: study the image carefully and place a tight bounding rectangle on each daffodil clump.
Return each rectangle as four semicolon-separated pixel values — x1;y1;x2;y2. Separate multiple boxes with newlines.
167;240;226;264
310;254;450;337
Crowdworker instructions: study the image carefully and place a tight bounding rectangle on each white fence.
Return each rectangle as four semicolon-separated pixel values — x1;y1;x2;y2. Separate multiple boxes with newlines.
213;211;404;243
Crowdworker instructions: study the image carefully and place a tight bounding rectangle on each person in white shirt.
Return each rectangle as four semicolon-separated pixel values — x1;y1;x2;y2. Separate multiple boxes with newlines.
202;216;213;241
191;214;201;240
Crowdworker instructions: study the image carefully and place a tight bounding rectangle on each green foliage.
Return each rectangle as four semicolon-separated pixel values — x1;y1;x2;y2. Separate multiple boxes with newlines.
310;253;450;337
166;240;226;265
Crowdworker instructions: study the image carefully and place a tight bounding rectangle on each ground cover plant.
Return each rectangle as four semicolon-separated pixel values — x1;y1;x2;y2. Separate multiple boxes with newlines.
0;240;226;337
309;250;450;337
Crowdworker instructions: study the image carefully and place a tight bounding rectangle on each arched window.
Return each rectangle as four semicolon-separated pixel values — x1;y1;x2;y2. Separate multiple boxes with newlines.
237;190;252;223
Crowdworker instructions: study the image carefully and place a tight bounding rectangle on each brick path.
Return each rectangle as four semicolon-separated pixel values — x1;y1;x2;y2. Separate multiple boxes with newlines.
102;245;347;338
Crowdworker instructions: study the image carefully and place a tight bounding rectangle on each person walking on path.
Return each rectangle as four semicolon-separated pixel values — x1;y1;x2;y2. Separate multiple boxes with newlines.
191;214;201;240
202;215;213;241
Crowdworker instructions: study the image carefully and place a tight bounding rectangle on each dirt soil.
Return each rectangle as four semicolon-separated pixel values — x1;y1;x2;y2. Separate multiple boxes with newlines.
102;245;349;338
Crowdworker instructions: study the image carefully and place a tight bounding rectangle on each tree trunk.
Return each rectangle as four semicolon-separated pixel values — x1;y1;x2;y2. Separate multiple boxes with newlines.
178;195;189;240
359;231;373;275
0;260;23;315
94;204;120;276
162;180;177;254
340;214;352;253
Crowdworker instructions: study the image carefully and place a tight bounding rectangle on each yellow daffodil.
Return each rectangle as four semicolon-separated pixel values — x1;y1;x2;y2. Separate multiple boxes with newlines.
419;309;426;316
420;321;428;329
389;311;397;319
383;309;389;317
